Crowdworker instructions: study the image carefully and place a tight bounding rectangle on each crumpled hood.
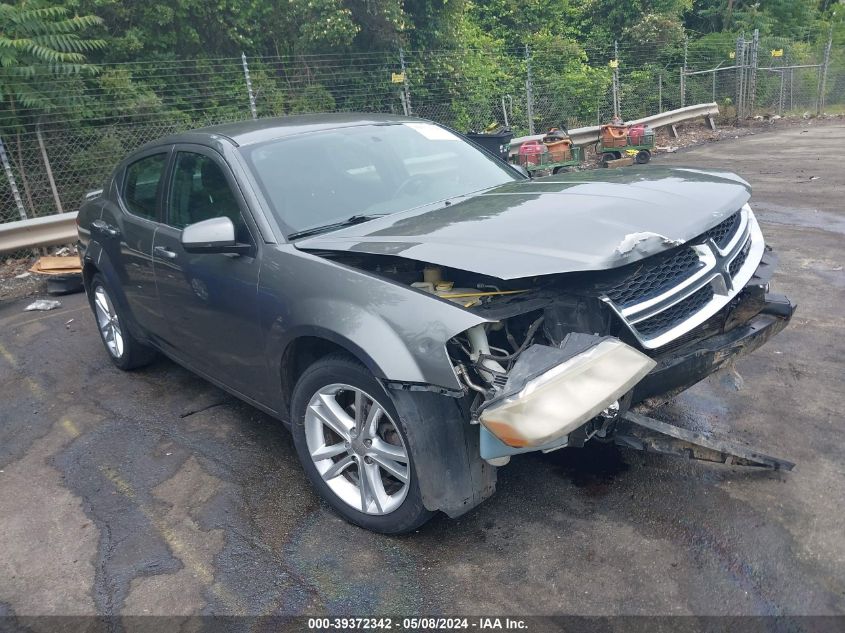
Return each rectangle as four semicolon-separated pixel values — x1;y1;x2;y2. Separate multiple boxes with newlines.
295;166;752;280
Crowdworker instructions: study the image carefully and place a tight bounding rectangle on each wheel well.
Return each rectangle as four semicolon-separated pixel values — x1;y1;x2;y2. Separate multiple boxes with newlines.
82;261;98;292
279;336;362;415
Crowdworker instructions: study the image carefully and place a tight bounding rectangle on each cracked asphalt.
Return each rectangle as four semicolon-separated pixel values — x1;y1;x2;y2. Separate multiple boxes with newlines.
1;122;843;620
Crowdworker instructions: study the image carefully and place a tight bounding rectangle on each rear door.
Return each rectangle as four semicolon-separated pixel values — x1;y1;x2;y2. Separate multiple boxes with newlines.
97;149;170;340
151;145;267;401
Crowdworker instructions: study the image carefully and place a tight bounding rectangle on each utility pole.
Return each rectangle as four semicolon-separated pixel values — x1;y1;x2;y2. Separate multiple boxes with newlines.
681;37;688;107
817;25;833;115
0;136;27;220
658;72;663;113
241;53;258;120
712;68;717;103
399;48;412;116
747;29;759;115
612;40;621;117
35;123;62;213
525;45;535;135
735;35;746;119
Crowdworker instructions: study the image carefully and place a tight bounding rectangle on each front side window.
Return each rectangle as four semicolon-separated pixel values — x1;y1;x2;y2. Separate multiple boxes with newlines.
123;153;167;221
167;152;249;241
240;122;519;237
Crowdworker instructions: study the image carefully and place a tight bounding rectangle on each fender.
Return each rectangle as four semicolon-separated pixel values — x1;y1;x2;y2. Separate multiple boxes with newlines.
259;245;489;401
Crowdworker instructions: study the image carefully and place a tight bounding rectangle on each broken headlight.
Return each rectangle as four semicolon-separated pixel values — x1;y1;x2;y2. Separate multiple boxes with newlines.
478;338;656;448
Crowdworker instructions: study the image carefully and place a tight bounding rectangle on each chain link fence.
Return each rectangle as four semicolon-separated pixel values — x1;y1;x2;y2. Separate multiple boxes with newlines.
1;34;842;227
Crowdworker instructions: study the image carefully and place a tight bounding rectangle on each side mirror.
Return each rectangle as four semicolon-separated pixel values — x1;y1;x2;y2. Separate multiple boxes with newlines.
181;216;250;255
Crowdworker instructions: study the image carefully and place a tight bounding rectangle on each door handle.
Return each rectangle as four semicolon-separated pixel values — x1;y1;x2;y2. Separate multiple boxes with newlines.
92;219;120;238
153;245;177;260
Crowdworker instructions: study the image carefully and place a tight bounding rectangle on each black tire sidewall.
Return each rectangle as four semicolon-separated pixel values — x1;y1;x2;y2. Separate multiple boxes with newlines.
290;355;434;534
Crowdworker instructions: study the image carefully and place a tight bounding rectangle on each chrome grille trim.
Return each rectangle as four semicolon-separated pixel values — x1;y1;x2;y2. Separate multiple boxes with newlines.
602;205;765;350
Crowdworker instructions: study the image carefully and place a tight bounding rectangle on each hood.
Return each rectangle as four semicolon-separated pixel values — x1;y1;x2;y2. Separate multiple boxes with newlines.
295;167;752;280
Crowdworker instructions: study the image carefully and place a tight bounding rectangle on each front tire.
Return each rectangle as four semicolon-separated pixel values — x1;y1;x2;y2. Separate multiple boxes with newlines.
291;354;434;533
88;273;156;370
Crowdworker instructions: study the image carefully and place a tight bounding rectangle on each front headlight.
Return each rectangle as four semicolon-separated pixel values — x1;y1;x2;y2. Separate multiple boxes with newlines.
479;339;656;448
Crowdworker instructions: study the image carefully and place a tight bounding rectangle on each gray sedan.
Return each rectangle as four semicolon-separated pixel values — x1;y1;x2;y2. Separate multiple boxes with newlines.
77;114;793;533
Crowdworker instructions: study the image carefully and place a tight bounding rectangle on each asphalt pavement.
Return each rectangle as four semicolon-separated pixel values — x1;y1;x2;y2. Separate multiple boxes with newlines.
1;121;843;619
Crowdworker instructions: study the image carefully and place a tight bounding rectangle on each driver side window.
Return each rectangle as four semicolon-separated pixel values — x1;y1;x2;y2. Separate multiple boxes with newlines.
167;151;250;242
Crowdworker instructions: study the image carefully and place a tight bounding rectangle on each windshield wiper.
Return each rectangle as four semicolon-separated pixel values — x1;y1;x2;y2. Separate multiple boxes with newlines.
288;214;386;240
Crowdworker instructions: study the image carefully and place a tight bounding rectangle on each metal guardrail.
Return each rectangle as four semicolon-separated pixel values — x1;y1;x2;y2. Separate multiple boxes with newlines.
509;102;720;155
0;211;78;255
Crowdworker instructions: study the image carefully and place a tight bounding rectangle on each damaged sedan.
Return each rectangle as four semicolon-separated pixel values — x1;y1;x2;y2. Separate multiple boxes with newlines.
77;114;795;533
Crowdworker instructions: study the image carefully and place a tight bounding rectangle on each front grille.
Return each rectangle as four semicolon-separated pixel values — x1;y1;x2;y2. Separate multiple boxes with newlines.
700;211;740;248
729;238;752;277
602;207;758;350
605;247;702;308
633;285;715;338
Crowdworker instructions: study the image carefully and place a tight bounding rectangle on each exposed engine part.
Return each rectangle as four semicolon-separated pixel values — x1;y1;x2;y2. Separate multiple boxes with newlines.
465;324;507;383
411;266;530;309
479;315;544;364
455;363;488;394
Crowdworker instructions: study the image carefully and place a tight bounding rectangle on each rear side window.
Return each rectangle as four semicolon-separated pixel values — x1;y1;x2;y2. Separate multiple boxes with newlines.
123;153;167;220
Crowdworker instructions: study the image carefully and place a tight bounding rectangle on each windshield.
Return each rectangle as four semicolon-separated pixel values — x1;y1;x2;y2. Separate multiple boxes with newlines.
240;122;520;237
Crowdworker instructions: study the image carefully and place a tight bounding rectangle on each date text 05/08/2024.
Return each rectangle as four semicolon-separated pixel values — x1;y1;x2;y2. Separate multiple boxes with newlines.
307;617;529;630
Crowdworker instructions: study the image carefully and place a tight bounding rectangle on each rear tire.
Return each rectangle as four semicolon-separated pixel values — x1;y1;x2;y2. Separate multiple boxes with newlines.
291;354;434;534
635;149;651;164
88;273;156;370
601;152;618;167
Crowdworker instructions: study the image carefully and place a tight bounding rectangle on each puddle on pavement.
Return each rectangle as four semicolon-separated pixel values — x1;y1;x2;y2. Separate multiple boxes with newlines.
544;442;629;497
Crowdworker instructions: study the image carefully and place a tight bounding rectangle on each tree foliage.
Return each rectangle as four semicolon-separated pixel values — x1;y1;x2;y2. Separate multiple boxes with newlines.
0;2;105;109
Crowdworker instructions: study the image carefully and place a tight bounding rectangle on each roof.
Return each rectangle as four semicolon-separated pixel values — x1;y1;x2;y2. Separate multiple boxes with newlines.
152;113;425;149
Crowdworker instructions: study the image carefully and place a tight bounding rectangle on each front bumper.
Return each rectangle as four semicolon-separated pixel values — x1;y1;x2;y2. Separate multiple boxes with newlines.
478;292;794;462
632;292;795;405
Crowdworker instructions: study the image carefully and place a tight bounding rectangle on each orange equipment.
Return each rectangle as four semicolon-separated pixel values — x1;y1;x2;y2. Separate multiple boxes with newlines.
600;124;629;148
542;128;573;162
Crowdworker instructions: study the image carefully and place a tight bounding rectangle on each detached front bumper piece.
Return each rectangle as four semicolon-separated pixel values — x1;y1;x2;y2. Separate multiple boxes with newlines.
615;409;795;470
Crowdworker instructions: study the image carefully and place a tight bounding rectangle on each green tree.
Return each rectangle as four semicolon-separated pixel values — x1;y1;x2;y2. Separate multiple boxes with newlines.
0;2;105;217
0;2;105;110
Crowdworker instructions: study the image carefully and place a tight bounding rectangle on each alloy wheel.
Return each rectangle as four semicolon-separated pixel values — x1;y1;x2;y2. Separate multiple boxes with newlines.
304;384;410;515
93;284;124;359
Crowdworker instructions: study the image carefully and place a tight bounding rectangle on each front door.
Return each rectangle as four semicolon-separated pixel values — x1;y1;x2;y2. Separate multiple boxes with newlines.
151;146;268;402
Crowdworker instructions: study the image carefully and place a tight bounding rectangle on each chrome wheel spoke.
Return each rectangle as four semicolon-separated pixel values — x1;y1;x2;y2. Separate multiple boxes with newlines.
95;292;110;317
94;301;109;324
311;394;353;440
371;453;409;484
322;454;354;481
311;441;349;462
353;389;364;431
361;403;382;439
113;327;124;356
369;437;408;464
359;461;387;513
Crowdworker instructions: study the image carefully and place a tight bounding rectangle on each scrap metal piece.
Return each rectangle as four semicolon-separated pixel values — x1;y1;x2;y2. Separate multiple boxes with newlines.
615;409;795;471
